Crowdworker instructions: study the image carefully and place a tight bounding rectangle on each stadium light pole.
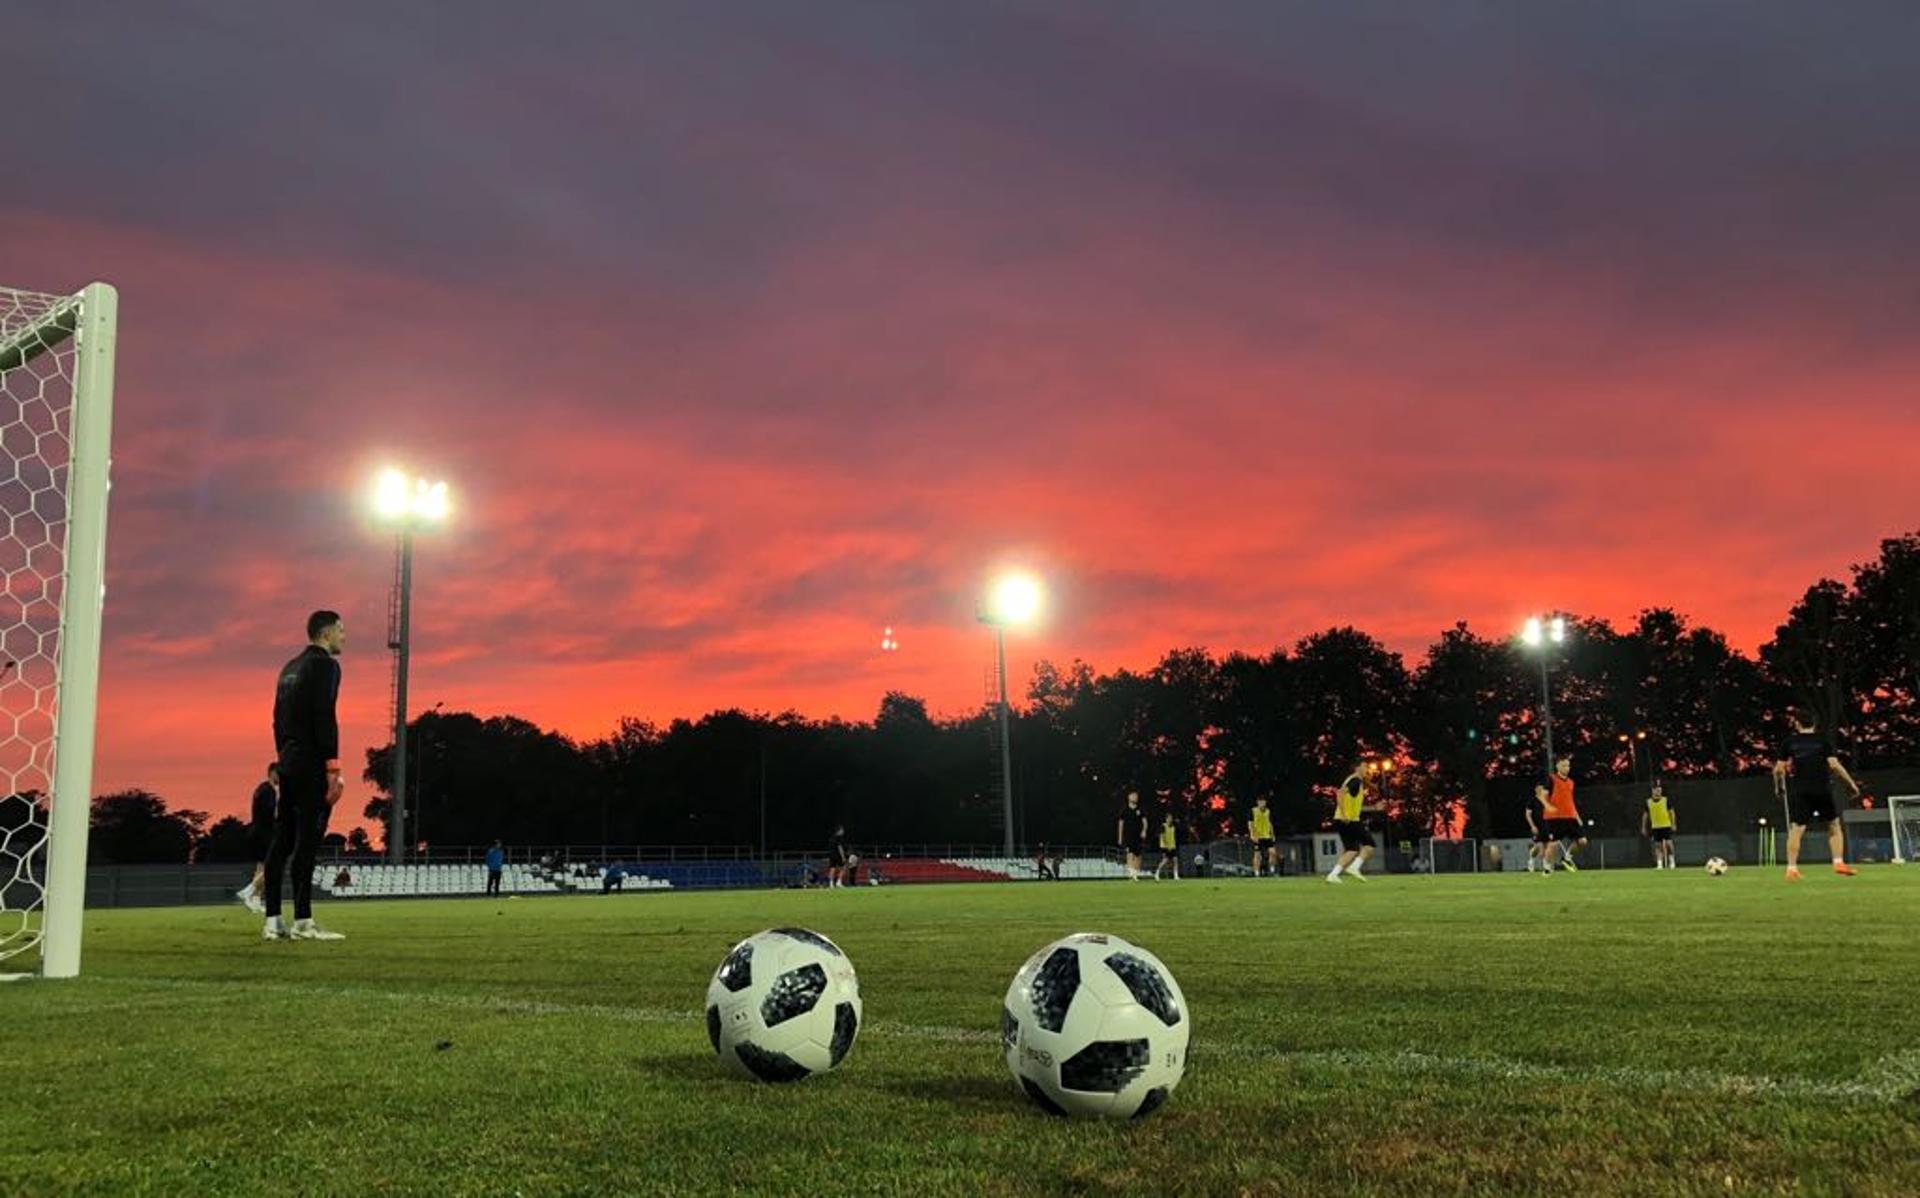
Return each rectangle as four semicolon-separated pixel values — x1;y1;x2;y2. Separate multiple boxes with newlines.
1520;615;1567;776
373;468;450;865
979;571;1044;857
1619;730;1649;784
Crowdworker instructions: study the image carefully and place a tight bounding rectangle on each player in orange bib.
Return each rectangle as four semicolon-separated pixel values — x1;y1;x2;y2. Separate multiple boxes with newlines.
1538;756;1587;873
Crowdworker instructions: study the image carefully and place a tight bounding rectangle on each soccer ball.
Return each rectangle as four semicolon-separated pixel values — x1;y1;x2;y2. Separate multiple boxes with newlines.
1002;931;1189;1119
705;927;861;1082
1705;857;1729;876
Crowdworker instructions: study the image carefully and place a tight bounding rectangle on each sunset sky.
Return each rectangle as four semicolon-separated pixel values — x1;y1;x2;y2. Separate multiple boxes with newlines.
8;3;1918;824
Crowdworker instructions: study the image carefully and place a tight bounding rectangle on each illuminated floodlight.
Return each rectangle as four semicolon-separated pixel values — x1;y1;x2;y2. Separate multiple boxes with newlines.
984;572;1045;628
373;468;451;525
1521;614;1567;648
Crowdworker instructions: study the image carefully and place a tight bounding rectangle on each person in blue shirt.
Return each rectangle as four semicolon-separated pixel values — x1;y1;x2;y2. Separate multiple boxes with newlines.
484;840;505;896
602;861;627;893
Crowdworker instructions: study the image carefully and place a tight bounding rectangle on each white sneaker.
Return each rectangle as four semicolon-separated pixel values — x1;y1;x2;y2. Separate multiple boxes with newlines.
290;919;345;942
1326;873;1343;884
262;918;288;941
1345;868;1367;882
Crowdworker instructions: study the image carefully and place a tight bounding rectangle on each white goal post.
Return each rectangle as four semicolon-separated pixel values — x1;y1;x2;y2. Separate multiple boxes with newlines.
0;282;116;980
1889;796;1919;865
1419;837;1480;874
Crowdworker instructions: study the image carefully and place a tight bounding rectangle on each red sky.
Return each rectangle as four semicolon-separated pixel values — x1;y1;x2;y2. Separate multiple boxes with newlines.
6;4;1918;825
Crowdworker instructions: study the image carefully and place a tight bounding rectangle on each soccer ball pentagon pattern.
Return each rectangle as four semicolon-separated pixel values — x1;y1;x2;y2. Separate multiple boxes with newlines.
706;927;862;1082
1705;857;1729;875
1002;931;1189;1119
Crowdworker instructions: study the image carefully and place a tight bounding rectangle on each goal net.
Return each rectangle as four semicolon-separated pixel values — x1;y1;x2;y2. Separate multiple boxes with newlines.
1419;837;1480;874
1890;796;1920;865
0;282;116;979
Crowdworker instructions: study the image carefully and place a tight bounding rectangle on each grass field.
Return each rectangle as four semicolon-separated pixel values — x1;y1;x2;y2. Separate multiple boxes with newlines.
4;867;1918;1197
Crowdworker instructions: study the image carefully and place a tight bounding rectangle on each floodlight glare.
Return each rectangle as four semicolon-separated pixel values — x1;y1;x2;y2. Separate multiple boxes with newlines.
987;572;1045;627
415;480;450;522
1522;616;1544;647
1549;615;1568;643
374;468;411;519
373;468;451;525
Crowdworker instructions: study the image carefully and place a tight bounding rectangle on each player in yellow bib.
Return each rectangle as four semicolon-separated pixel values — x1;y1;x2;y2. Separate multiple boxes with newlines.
1155;813;1181;880
1641;782;1677;870
1327;767;1375;883
1248;797;1277;877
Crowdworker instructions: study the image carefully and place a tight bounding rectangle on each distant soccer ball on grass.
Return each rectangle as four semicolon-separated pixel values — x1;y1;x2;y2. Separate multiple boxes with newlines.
1705;857;1729;876
1002;931;1189;1119
706;928;861;1082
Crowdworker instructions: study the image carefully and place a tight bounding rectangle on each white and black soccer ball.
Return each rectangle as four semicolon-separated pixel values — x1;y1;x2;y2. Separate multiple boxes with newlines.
706;928;861;1083
1001;931;1189;1119
1705;857;1729;876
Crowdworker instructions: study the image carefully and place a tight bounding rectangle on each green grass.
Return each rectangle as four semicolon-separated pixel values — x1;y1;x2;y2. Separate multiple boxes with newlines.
3;868;1919;1197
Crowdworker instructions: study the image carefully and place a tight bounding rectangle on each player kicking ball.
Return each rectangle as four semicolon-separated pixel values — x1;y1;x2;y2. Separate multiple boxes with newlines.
1325;766;1375;883
1773;710;1862;881
1538;757;1587;873
1642;781;1676;870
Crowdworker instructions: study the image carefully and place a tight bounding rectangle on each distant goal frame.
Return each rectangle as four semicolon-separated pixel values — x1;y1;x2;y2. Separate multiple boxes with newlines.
1890;795;1919;865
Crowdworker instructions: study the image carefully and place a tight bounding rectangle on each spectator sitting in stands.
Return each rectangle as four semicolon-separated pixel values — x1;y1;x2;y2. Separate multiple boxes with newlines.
602;862;627;892
333;867;352;889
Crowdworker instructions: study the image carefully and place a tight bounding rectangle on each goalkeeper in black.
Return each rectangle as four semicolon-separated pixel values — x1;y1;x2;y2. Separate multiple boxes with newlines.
263;610;348;942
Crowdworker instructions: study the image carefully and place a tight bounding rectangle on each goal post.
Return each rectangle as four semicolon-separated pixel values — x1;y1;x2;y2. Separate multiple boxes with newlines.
1419;837;1480;874
0;281;116;980
1890;796;1920;866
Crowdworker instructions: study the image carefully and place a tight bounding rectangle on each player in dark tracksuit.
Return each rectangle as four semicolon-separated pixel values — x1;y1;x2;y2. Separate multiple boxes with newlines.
263;610;347;941
235;764;279;913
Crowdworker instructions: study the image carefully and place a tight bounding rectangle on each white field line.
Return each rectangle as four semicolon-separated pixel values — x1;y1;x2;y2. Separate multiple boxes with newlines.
48;975;1920;1108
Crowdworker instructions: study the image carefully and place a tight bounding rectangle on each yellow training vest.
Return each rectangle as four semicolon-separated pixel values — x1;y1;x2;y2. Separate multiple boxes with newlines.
1647;796;1673;829
1160;822;1176;850
1250;807;1274;839
1336;776;1365;822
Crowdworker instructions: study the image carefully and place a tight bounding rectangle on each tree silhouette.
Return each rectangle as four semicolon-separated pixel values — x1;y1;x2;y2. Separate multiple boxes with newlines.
90;791;206;864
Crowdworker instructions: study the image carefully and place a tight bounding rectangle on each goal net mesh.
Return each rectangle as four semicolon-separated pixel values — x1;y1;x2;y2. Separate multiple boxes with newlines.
1890;796;1920;865
1420;837;1480;874
0;285;84;969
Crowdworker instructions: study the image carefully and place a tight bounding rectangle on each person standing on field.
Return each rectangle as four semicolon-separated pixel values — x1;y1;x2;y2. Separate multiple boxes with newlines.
1642;782;1677;870
1117;792;1148;881
1248;796;1277;877
264;610;348;942
485;839;505;896
235;763;279;914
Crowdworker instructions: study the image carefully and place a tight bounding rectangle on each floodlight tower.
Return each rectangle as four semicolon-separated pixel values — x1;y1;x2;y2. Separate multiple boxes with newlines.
1520;614;1568;776
373;468;450;864
979;572;1044;856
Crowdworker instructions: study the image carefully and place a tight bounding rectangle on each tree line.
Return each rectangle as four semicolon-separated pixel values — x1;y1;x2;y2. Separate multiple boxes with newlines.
39;531;1920;862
